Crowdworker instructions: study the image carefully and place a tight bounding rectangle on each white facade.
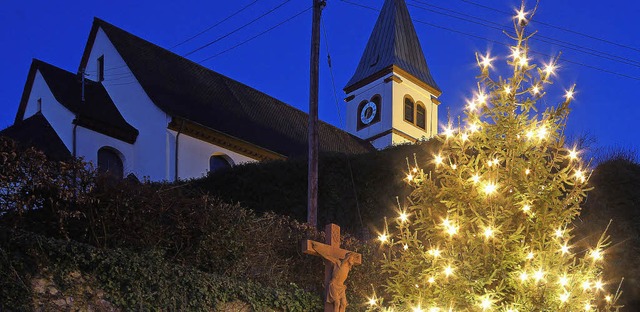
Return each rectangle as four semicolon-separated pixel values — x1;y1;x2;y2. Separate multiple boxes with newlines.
18;27;258;181
345;70;440;149
23;71;76;151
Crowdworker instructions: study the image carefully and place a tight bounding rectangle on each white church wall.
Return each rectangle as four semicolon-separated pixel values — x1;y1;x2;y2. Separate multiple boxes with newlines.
83;28;172;181
22;71;76;151
75;126;135;175
390;71;439;144
168;129;255;180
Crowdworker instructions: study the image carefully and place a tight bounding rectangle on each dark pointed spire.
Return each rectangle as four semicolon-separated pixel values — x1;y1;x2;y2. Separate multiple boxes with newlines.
344;0;440;95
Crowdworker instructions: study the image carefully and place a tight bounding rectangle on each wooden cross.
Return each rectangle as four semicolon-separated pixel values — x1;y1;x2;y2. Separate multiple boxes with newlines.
303;223;362;312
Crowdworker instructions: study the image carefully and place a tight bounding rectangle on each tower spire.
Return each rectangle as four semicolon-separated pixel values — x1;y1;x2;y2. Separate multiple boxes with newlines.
344;0;440;95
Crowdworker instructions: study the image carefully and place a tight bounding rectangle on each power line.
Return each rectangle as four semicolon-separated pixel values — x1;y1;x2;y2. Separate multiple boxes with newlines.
199;6;311;63
339;0;640;81
171;0;261;49
184;0;291;57
407;0;640;68
458;0;640;54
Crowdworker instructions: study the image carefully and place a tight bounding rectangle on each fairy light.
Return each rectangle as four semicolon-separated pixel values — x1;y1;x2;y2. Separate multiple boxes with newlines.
461;133;469;142
574;170;586;183
526;130;535;140
427;276;435;284
518;54;528;67
378;233;389;243
429;307;440;312
531;85;540;95
480;296;492;310
544;63;556;77
403;244;409;250
451;163;458;170
480;53;494;69
594;280;604;290
467;99;477;111
428;248;441;257
443;126;454;138
525;168;531;175
533;269;545;282
554;227;564;238
368;297;377;306
442;218;458;236
584;303;592;311
483;182;498;195
468;123;479;132
519;272;528;282
582;280;591;290
443;265;454;277
434;154;444;166
605;295;612;302
565;89;575;100
477;92;487;104
511;47;521;60
406;174;414;182
399;211;409;223
483;227;494;239
504;85;512;94
560;243;570;254
568;148;579;160
515;6;527;24
526;251;534;260
471;173;481;184
559;292;570;303
522;204;531;212
559;275;569;287
537;126;548;139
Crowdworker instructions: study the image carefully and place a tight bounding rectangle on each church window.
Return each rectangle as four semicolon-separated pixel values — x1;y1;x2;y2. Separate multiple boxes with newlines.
404;97;414;123
37;98;42;112
97;55;105;82
209;154;233;173
416;103;426;129
97;147;123;179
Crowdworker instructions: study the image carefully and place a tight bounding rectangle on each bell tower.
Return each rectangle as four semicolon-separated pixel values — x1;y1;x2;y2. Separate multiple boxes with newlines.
344;0;441;149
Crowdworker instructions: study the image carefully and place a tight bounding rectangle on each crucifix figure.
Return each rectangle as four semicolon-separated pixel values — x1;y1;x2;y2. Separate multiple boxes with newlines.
303;224;362;312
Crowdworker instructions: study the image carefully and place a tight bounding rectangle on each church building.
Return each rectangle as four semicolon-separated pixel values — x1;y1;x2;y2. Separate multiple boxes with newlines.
1;0;440;181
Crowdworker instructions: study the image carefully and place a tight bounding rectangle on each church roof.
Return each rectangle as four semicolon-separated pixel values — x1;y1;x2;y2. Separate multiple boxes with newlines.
344;0;441;95
15;59;139;144
81;18;374;158
1;112;71;161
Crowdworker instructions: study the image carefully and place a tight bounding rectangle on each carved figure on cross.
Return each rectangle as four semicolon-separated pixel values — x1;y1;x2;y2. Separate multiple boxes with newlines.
303;224;362;312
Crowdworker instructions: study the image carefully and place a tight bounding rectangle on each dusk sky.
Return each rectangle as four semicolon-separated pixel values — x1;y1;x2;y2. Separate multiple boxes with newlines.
1;0;639;159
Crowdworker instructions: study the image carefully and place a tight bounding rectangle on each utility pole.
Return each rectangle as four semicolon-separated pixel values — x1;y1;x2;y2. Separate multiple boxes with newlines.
308;0;324;228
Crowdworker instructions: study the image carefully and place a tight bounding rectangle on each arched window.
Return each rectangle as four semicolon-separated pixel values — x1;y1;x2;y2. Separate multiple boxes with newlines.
404;97;414;123
209;154;233;173
97;147;123;179
416;103;426;129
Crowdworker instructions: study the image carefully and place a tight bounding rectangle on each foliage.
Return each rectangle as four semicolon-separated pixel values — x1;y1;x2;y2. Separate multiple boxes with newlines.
578;155;640;310
371;7;621;311
0;137;94;238
0;226;320;311
186;141;441;234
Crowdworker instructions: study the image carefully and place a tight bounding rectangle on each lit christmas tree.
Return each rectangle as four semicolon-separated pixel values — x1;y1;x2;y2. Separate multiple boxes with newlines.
368;4;622;312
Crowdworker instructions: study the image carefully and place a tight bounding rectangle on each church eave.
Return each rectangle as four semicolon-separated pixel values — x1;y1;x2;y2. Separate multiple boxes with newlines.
344;65;442;97
168;117;286;162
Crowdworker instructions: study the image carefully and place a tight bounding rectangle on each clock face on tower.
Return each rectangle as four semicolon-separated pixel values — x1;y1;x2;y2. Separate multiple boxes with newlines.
360;101;377;125
357;96;381;130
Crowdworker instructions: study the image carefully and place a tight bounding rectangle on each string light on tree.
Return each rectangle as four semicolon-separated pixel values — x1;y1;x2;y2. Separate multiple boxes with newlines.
369;2;621;311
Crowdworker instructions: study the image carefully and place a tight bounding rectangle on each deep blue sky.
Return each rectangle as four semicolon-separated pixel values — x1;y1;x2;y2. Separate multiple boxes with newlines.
1;0;639;157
